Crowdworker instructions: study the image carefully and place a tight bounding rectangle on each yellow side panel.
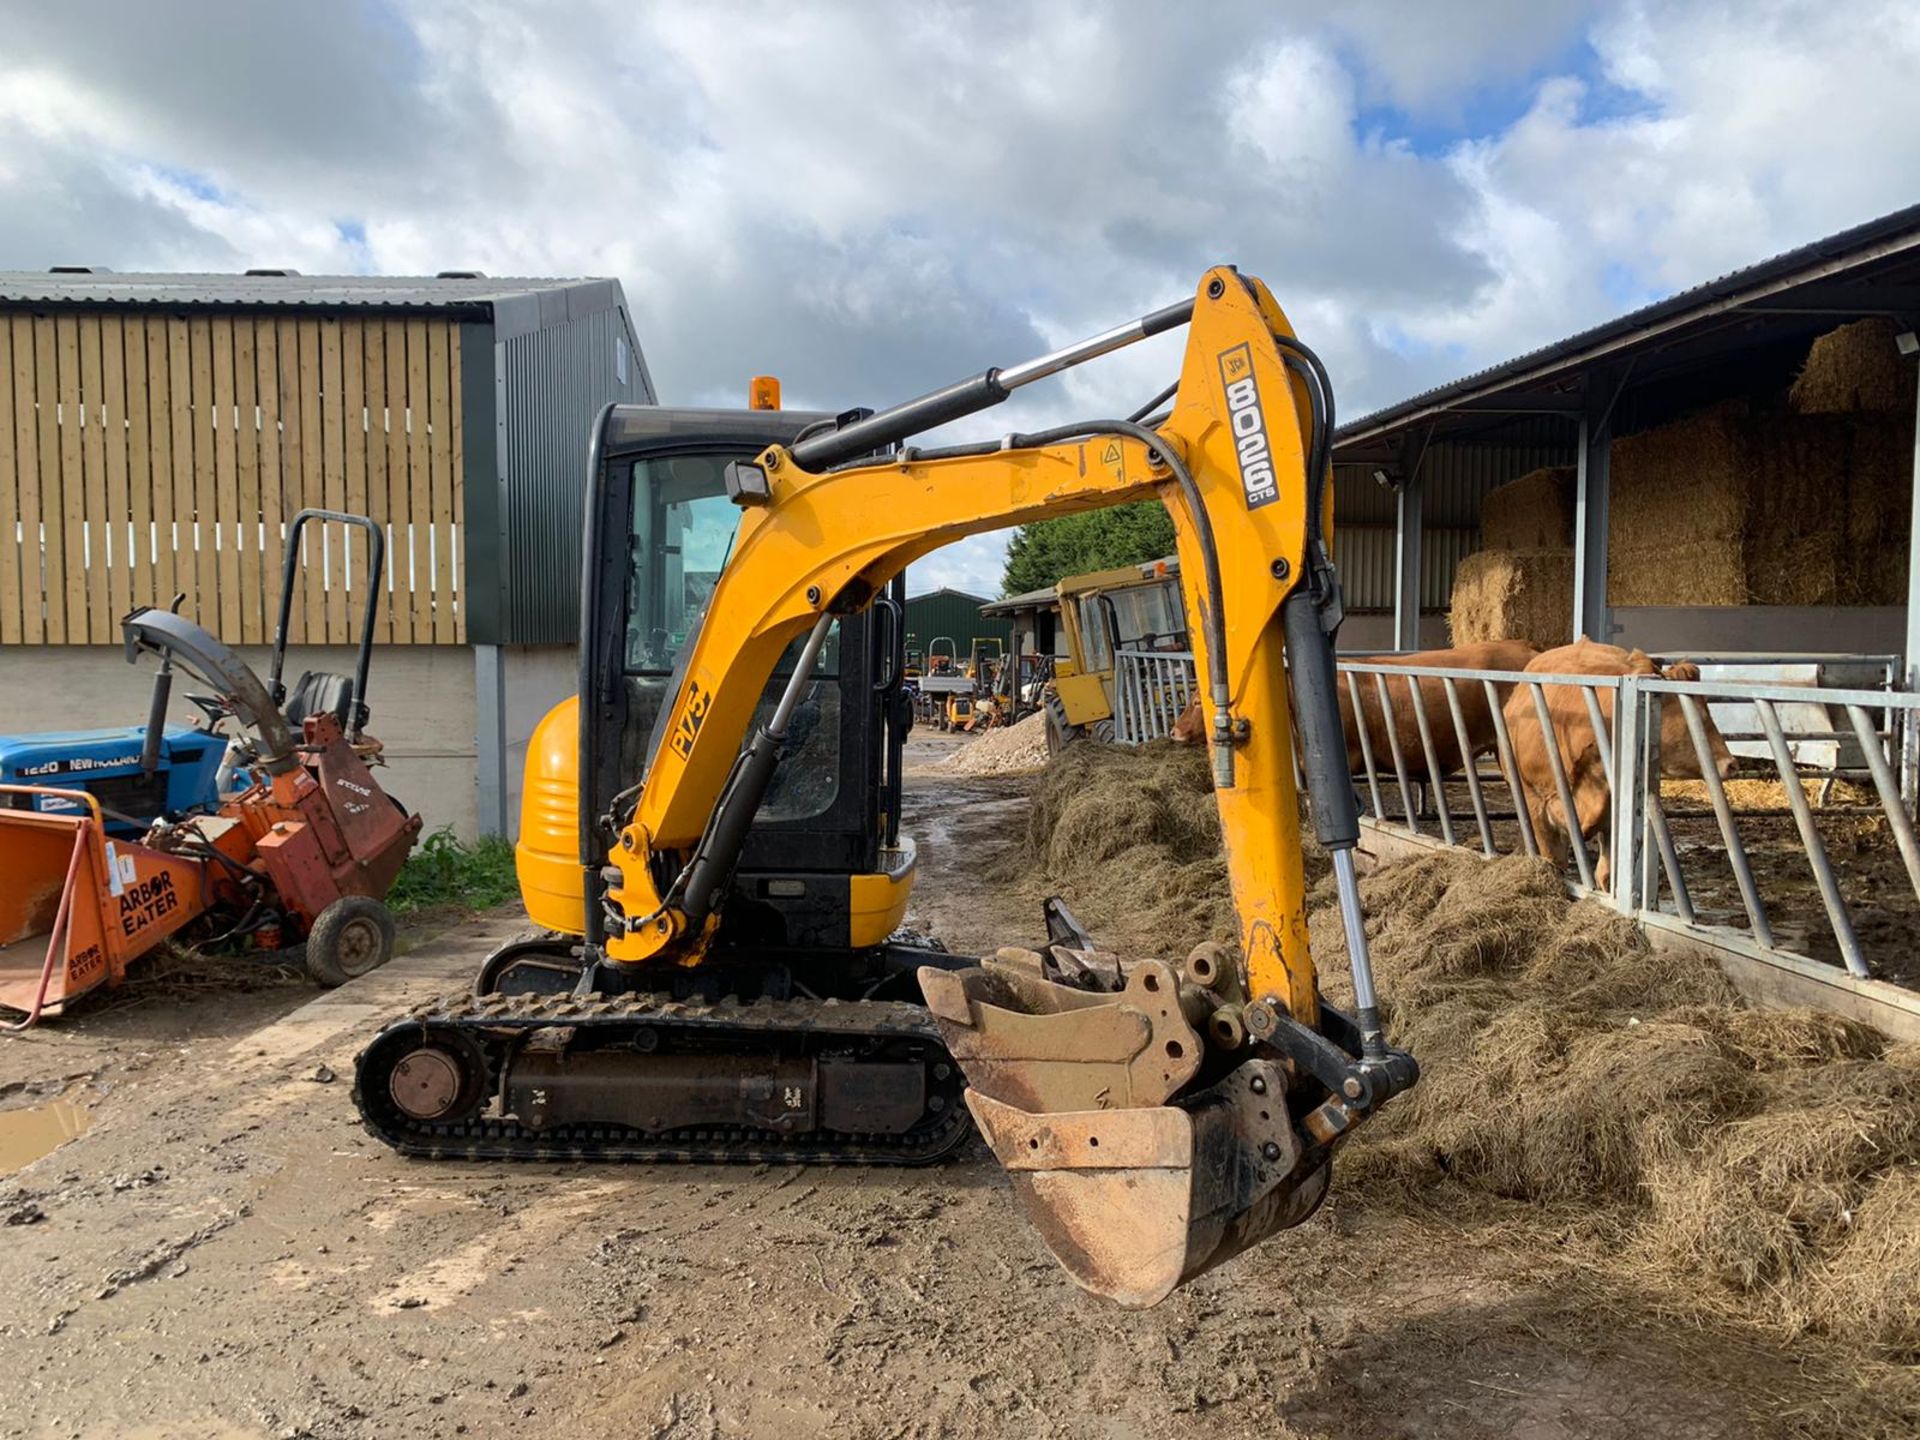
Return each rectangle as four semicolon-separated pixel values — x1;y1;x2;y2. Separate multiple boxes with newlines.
517;695;586;936
1054;670;1111;726
848;837;916;948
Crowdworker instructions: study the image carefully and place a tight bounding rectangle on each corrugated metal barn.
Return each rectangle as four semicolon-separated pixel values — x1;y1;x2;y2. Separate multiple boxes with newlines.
903;587;1010;664
0;269;652;837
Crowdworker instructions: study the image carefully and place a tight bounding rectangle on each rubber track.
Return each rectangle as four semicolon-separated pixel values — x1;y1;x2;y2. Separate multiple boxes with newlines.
353;988;971;1166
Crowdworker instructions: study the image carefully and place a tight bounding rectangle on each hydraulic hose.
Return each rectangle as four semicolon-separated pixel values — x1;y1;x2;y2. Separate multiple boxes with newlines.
1267;333;1388;1059
1126;380;1179;424
678;615;836;931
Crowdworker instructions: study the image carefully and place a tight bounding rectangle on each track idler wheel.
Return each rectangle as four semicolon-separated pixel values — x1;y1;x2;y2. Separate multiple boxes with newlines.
356;1022;490;1129
919;959;1325;1308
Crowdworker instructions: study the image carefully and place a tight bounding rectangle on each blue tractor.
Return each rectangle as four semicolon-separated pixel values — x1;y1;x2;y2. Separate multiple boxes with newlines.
0;723;228;837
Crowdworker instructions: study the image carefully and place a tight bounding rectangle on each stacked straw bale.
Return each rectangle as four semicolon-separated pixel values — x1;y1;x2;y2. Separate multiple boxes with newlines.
1608;317;1916;607
1448;548;1574;647
1450;466;1577;646
1479;465;1576;550
1790;317;1917;415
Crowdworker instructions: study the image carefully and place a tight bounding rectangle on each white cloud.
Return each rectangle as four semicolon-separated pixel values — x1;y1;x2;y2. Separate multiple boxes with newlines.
1;0;1915;590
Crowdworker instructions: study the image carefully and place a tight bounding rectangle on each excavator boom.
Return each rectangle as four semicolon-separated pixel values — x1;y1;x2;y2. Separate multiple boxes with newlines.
593;268;1416;1303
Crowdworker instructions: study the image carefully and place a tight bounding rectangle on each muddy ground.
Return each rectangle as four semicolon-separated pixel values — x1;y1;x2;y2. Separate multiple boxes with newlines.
0;731;1896;1440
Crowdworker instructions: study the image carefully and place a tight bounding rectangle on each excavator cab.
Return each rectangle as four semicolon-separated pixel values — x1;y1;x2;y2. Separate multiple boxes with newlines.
508;407;918;983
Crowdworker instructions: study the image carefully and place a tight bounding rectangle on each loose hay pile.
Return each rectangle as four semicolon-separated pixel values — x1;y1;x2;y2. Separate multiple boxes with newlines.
1019;744;1920;1359
1306;851;1920;1358
1021;739;1246;952
941;710;1050;776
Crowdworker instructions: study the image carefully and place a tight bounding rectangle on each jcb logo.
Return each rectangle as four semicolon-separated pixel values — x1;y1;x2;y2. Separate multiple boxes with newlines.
669;681;711;760
1217;343;1278;510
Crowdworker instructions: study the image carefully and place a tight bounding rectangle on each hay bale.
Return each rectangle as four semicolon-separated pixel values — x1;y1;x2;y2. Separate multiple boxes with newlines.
1481;466;1576;550
1608;400;1917;607
1841;413;1916;604
1742;414;1858;606
1447;548;1573;647
1790;318;1918;416
1610;403;1750;606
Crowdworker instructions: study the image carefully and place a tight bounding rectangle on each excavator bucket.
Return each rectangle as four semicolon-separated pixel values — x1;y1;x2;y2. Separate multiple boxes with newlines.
0;787;205;1022
919;958;1329;1307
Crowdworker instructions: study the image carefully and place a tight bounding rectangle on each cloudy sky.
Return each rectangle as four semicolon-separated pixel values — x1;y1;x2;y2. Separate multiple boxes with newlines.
4;0;1917;594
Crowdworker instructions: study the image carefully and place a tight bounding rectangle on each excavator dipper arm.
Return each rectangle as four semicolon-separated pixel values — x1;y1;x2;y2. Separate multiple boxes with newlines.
600;267;1415;1305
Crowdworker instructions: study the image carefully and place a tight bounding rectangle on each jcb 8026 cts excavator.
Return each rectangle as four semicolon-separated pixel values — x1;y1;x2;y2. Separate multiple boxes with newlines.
355;268;1416;1308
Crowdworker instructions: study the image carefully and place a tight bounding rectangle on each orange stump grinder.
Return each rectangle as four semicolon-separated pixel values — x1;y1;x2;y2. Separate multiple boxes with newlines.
0;510;421;1025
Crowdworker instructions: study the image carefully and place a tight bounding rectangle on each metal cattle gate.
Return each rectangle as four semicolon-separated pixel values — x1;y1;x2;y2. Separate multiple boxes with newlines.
1335;657;1920;1014
1112;648;1198;745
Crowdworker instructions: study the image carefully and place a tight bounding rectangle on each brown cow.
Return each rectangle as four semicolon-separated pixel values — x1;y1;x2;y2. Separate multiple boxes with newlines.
1172;640;1541;770
1503;638;1735;885
1339;640;1543;781
1170;697;1205;744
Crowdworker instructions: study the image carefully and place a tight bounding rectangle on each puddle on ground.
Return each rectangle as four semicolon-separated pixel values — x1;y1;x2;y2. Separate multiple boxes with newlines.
0;1097;91;1174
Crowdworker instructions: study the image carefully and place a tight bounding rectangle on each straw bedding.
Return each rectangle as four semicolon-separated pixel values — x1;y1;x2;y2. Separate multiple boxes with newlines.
1307;850;1920;1357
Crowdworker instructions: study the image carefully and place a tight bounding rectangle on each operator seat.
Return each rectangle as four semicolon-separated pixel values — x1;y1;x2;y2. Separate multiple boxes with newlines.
282;670;357;730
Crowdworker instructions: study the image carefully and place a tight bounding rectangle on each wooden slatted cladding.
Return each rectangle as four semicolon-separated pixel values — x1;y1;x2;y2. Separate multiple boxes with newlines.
0;310;464;645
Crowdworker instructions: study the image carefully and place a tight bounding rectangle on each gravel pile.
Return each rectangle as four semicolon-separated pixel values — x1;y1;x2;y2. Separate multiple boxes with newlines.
940;712;1050;776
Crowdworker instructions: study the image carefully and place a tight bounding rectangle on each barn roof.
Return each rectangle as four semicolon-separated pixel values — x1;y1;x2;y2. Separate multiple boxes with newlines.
1336;201;1920;458
0;270;628;342
980;586;1059;615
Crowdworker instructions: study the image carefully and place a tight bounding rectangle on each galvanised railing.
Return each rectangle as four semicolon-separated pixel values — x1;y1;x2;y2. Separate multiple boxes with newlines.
1112;649;1198;746
1336;658;1918;987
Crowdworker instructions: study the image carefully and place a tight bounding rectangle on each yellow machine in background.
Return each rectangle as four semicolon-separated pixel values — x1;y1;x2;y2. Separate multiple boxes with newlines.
1046;558;1190;749
358;267;1416;1309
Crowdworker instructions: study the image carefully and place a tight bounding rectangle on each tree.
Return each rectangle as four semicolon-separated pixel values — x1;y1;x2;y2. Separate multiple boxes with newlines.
1000;503;1175;595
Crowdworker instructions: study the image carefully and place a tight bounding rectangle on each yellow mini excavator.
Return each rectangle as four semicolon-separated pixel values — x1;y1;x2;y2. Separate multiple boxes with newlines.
355;267;1416;1307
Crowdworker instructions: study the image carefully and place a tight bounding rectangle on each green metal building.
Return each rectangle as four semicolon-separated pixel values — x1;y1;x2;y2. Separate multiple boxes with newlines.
902;587;1010;666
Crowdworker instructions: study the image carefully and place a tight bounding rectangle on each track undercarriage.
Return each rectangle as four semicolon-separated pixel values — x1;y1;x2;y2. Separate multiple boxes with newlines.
353;935;973;1165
